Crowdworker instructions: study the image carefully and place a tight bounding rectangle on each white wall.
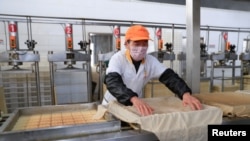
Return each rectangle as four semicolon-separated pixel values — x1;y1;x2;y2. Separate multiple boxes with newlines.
0;0;250;71
1;0;249;26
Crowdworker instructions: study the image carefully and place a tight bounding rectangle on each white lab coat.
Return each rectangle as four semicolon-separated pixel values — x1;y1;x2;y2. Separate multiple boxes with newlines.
102;49;167;105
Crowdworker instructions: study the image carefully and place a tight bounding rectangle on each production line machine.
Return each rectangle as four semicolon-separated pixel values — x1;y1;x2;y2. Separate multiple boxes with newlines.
177;37;211;80
209;32;238;92
239;38;250;90
0;20;41;113
177;25;212;80
149;27;175;67
47;23;92;105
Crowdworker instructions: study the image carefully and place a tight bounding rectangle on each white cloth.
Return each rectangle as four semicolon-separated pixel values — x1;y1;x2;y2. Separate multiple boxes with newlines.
102;50;167;105
105;96;223;141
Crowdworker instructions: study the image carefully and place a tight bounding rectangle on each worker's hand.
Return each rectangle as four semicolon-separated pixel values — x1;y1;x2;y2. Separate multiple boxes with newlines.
130;96;154;116
182;92;202;110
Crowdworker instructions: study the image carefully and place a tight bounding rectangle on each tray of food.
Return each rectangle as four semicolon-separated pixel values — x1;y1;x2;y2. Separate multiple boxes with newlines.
0;102;120;141
193;92;250;118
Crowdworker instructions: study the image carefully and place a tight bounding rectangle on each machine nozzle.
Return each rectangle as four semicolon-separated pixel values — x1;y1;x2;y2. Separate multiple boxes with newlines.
25;40;37;50
165;42;172;52
229;44;236;53
78;40;90;52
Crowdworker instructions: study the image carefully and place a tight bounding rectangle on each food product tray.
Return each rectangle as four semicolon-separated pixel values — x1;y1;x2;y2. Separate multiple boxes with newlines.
0;102;120;141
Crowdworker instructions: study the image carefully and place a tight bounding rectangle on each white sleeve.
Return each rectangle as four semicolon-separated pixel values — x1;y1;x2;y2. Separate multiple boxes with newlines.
146;55;167;79
105;52;123;75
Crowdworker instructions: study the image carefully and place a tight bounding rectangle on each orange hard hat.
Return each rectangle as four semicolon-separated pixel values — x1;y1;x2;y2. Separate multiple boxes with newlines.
125;25;152;42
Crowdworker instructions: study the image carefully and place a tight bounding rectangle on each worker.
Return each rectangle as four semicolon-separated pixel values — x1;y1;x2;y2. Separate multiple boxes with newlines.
102;24;202;116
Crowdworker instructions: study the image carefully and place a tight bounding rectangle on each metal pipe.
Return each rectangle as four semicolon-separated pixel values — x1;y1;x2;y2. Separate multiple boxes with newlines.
240;60;244;90
26;17;30;41
35;60;41;106
81;19;89;53
86;61;92;102
218;34;222;52
98;61;103;101
206;26;210;51
246;34;250;52
232;60;236;85
236;30;240;52
209;60;214;92
172;24;175;50
29;17;33;40
222;70;224;92
1;14;250;33
3;21;8;50
26;73;29;107
48;51;56;105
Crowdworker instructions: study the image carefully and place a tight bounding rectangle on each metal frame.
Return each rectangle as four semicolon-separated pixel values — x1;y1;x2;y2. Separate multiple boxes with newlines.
1;14;250;33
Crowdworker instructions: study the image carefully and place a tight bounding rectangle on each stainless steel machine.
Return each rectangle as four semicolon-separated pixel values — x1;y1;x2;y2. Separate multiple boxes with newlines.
209;32;238;92
48;23;92;105
0;20;41;113
239;38;250;90
178;36;210;80
149;27;175;67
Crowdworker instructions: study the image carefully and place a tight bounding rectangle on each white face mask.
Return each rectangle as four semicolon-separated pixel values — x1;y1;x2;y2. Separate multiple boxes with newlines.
130;46;148;61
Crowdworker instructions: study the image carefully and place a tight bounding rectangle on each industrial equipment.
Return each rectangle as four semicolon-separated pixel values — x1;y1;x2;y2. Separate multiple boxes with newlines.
178;36;210;80
48;23;92;105
0;20;41;113
209;32;238;92
149;27;175;68
200;37;211;79
239;38;250;90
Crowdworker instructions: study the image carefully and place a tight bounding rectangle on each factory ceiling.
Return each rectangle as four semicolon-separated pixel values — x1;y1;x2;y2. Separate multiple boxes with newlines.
138;0;250;11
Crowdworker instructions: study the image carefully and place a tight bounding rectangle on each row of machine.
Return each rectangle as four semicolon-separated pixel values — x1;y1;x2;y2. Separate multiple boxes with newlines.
0;16;250;141
2;20;250;112
0;21;92;114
